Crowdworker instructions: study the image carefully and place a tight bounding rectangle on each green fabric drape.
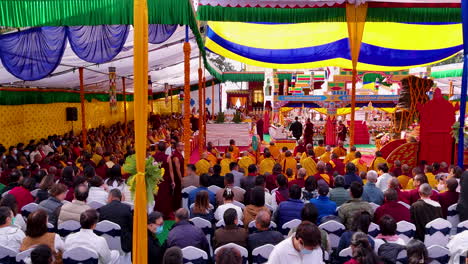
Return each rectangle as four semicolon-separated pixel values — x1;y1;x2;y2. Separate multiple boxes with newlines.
198;6;460;23
198;6;346;23
431;69;463;79
0;90;134;105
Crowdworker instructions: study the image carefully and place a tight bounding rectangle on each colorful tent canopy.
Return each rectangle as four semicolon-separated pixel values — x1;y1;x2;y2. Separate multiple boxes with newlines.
205;21;462;70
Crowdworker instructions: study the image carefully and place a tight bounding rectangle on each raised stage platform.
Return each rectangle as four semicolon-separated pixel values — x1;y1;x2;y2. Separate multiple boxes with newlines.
206;123;251;147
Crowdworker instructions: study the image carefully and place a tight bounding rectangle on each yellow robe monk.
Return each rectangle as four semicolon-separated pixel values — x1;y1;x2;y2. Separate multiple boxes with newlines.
301;157;318;177
300;152;309;163
281;157;297;176
195;159;211;175
91;153;102;166
344;151;356;164
257;154;265;165
220;158;233;176
371;157;388;171
398;174;411;189
314;146;326;157
238;156;254;175
207;152;218;166
320;152;331;164
405;178;415;190
259;158;276;175
278;152;286;165
230;145;240;160
248;153;257;164
426;172;438;189
332;146;347;158
269;145;281;160
352;158;368;174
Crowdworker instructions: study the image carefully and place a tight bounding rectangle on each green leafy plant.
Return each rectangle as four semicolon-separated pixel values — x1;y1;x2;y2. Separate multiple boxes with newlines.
123;155;164;205
233;112;242;123
216;112;225;123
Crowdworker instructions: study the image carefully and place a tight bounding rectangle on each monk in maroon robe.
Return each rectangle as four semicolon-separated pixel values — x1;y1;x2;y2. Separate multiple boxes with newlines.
303;118;314;146
256;116;264;142
171;142;184;211
153;142;174;219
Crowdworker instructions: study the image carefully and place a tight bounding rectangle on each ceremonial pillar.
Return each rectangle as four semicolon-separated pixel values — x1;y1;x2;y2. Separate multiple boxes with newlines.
183;26;191;175
148;76;154;114
170;85;174;113
202;75;207;149
79;67;87;147
122;77;127;134
459;0;468;167
346;3;367;147
198;56;203;155
212;81;215;120
132;0;149;262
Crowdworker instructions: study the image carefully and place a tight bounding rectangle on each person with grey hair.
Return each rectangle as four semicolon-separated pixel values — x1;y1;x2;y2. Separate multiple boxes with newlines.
289;168;306;188
167;208;210;255
329;175;350;206
247;210;283;252
410;183;443;241
98;188;133;253
362;170;384;205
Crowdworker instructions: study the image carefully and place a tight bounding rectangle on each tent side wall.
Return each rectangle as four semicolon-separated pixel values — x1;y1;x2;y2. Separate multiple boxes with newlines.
0;94;181;147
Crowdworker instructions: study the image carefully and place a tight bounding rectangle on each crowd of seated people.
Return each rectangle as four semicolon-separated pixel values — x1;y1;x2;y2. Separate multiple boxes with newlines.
0;117;467;263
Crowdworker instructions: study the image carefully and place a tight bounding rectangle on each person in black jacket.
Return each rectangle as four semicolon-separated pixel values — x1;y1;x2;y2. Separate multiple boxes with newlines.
208;165;225;188
147;211;166;263
98;189;133;253
289;117;303;141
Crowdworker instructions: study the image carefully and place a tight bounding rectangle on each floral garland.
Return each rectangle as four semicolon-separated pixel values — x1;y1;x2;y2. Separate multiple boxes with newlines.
123;154;164;205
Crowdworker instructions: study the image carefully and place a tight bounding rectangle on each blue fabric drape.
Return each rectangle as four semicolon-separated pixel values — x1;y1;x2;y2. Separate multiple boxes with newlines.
0;24;176;81
67;25;130;64
149;24;177;44
459;0;468;167
0;27;67;81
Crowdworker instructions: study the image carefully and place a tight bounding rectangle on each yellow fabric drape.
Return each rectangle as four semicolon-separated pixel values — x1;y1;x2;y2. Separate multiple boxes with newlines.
346;3;368;147
378;108;396;114
132;0;148;262
313;108;353;115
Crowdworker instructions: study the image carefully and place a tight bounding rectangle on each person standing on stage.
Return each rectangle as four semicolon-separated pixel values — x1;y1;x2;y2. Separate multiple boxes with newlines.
337;120;347;143
256;116;264;142
289;117;303;141
153;142;174;219
171;142;184;212
303;118;314;146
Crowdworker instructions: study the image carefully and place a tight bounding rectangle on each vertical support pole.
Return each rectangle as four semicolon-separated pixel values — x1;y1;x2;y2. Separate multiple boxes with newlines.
170;85;174;113
132;0;148;261
212;81;215;120
79;67;87;147
459;0;468;167
346;3;368;148
183;25;191;175
202;75;206;149
449;80;454;100
122;77;127;134
198;55;203;156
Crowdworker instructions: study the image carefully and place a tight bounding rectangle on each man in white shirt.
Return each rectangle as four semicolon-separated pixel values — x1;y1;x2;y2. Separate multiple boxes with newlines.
376;163;393;192
268;221;324;264
87;176;109;205
0;207;25;251
65;209;119;264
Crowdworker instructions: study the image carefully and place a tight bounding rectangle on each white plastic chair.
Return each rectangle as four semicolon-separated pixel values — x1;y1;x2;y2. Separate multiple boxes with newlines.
319;220;346;250
281;219;301;236
1;191;10;198
47;222;54;231
216;219;244;228
396;220;416;243
447;203;459;235
95;220;123;253
0;245;16;263
232;200;246;210
190;217;213;255
457;220;468;233
427;245;450;264
252;244;275;264
58;220;81;238
88;201;105;209
424;218;452;248
208;185;222;195
368;222;380;238
369;202;380;212
338;247;352;263
122;201;134;211
63;246;99;264
215;243;248;264
398;201;411;209
335;205;341;212
16;247;34;264
396;250;407;264
182;186;197;210
21;202;39;218
181;246;208;264
30;189;40;198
